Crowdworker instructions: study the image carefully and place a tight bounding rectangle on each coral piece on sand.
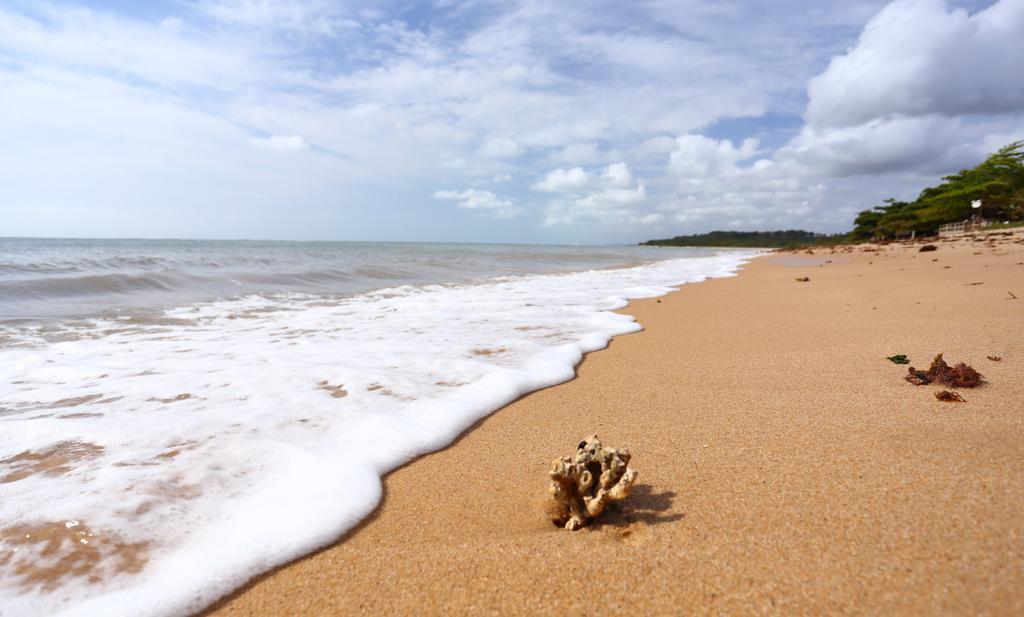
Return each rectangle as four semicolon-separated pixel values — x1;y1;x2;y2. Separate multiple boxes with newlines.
925;353;983;388
935;390;966;403
987;355;1002;362
918;244;938;252
905;367;932;385
547;435;637;531
795;277;810;282
886;354;909;364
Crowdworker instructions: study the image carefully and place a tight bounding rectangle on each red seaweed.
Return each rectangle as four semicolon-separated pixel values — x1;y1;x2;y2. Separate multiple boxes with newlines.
925;353;983;388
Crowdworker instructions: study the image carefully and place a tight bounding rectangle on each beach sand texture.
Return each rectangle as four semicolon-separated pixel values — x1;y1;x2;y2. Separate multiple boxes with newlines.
208;231;1024;616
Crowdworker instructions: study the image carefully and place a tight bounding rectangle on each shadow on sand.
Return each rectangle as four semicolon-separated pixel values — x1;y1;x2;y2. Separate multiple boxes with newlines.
597;484;685;527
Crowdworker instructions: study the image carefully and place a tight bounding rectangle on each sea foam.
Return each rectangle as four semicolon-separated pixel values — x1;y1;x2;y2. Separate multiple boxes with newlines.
0;250;757;616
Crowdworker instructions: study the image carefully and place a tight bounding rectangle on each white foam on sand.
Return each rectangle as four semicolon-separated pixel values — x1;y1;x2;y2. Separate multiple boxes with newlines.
0;251;758;616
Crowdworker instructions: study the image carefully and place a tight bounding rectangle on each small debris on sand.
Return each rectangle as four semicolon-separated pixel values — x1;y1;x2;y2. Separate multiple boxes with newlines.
919;245;938;252
905;367;932;386
987;356;1002;362
886;354;909;364
795;277;810;282
935;390;966;403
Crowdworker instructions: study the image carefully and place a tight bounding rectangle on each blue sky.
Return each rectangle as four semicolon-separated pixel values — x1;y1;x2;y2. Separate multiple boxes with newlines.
1;0;1022;243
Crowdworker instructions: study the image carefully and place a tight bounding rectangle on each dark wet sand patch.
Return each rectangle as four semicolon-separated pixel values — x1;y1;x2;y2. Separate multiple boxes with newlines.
147;393;193;403
317;381;348;398
0;521;149;592
44;394;105;409
0;441;105;483
471;347;508;356
366;383;414;400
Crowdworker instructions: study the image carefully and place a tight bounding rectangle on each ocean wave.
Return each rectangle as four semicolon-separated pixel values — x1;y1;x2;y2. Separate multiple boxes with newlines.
0;240;715;323
0;272;194;300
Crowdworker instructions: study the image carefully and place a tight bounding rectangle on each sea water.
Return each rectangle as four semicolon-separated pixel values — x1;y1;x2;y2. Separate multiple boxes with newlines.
0;238;759;616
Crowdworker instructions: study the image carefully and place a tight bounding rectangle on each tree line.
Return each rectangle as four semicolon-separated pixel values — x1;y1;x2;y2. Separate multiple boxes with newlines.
640;229;842;248
851;141;1024;240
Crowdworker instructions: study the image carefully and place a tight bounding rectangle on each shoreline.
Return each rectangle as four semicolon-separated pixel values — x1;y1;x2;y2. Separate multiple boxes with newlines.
208;231;1024;615
0;247;752;617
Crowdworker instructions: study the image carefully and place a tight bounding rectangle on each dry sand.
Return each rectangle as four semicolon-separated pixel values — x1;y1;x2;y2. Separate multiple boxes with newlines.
208;230;1024;616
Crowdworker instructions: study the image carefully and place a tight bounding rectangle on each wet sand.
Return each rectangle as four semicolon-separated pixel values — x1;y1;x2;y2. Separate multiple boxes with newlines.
208;230;1024;615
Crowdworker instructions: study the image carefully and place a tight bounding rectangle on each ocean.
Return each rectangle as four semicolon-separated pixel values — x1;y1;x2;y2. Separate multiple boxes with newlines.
0;238;758;616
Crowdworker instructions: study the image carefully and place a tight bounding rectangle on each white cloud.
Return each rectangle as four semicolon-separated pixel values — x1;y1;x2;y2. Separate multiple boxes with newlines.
193;0;359;35
778;114;982;176
652;0;1024;231
630;213;664;226
656;134;841;229
576;183;647;207
2;0;865;240
433;188;520;218
630;136;679;164
601;162;634;188
807;0;1024;128
669;135;760;180
532;167;592;193
476;136;523;159
550;142;603;165
536;162;649;226
785;0;1024;178
3;0;1022;241
0;4;261;91
248;135;309;152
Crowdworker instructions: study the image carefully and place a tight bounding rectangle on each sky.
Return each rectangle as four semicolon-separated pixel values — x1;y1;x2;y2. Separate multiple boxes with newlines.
1;0;1023;244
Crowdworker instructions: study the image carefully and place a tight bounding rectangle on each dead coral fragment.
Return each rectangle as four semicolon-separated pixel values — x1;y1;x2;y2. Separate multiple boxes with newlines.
795;277;810;282
547;435;637;531
926;353;983;388
935;390;966;403
918;244;938;252
987;355;1002;362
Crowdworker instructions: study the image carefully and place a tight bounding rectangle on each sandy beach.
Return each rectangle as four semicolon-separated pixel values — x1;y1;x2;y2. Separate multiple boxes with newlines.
208;230;1024;616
